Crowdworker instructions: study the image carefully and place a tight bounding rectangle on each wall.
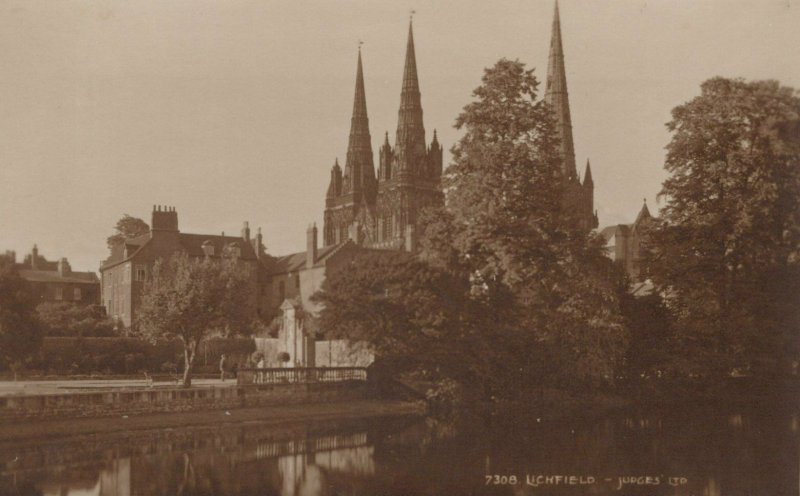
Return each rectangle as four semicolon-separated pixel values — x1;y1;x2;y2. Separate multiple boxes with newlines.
0;382;368;422
254;338;372;368
315;340;374;368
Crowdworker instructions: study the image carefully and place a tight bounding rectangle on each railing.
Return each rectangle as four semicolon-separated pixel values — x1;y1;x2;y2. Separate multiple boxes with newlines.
236;367;367;386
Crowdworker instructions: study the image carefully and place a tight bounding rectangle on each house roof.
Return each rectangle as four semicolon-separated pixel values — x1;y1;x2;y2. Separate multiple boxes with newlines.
178;233;258;261
19;269;99;285
101;231;258;270
268;242;350;275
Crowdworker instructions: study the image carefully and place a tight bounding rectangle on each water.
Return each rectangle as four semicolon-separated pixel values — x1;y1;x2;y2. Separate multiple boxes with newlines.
0;403;797;495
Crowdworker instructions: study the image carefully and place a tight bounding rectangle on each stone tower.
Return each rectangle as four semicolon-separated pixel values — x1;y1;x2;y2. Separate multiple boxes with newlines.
324;21;443;250
545;1;597;230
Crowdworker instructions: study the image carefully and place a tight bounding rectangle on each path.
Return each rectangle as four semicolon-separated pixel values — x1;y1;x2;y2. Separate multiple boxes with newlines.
0;378;237;397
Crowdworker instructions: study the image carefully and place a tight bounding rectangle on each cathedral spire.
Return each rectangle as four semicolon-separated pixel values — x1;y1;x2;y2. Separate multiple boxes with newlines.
343;47;375;198
545;0;577;181
395;19;426;165
583;158;593;186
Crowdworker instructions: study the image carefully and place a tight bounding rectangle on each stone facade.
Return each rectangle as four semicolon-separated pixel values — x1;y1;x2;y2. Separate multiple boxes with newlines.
601;201;655;281
260;226;374;368
14;245;100;306
323;22;443;252
99;206;266;327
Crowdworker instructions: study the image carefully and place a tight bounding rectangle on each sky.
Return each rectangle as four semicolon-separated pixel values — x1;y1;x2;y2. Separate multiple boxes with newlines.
1;0;799;272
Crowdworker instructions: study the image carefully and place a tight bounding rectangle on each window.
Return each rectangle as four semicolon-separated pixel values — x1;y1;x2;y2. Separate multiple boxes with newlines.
278;281;285;303
383;216;392;240
55;287;63;301
73;288;82;301
135;265;147;282
295;274;300;290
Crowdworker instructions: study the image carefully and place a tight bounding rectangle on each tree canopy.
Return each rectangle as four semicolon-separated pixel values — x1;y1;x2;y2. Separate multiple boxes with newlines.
107;214;150;249
135;251;256;386
0;254;43;379
426;59;627;389
646;77;800;376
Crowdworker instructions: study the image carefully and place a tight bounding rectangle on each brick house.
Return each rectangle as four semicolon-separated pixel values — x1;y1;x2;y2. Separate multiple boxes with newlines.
99;206;266;327
14;245;100;305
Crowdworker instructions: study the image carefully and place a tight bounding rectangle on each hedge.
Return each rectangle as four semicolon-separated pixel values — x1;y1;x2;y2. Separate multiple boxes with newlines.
17;337;255;376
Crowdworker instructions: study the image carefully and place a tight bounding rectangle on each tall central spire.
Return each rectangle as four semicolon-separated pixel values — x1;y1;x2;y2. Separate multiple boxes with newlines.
395;19;426;163
545;0;577;181
343;47;375;198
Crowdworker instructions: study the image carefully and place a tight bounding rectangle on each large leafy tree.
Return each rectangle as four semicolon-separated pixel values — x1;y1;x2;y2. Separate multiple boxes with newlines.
107;214;150;249
313;251;510;395
647;77;800;376
424;59;626;388
0;254;43;380
135;251;256;386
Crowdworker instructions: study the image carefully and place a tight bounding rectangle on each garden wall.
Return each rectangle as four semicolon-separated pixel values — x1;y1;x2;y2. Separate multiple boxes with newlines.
0;381;368;422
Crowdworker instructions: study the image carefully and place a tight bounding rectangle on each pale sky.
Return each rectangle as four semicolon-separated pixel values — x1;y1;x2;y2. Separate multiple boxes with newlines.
1;0;798;272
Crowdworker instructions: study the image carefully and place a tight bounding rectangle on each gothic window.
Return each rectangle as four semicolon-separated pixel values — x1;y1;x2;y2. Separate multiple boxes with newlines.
73;287;82;301
383;216;392;240
55;287;63;301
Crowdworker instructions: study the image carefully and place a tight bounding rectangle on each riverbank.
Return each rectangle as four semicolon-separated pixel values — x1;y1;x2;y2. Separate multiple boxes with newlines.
0;398;425;442
1;381;379;422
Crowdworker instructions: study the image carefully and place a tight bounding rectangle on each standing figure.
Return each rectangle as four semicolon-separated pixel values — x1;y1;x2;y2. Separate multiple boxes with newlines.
219;354;227;382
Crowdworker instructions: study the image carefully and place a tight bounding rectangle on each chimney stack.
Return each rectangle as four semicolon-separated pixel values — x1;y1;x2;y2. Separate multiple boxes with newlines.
58;257;71;276
306;223;318;268
151;205;179;233
242;221;251;243
31;244;39;269
254;227;264;260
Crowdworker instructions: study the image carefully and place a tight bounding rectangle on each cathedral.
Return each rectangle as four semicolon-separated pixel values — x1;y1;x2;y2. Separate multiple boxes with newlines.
544;1;597;230
323;4;596;251
323;21;443;252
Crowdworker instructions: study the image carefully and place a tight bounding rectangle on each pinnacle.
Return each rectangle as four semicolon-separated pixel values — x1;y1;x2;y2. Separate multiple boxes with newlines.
583;159;593;184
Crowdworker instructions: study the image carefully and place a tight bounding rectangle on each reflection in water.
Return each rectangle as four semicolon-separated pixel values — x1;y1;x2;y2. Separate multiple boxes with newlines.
38;458;131;496
1;404;798;495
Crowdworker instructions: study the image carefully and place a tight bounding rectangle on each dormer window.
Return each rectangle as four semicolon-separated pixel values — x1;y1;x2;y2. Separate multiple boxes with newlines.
226;243;241;258
201;241;215;257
